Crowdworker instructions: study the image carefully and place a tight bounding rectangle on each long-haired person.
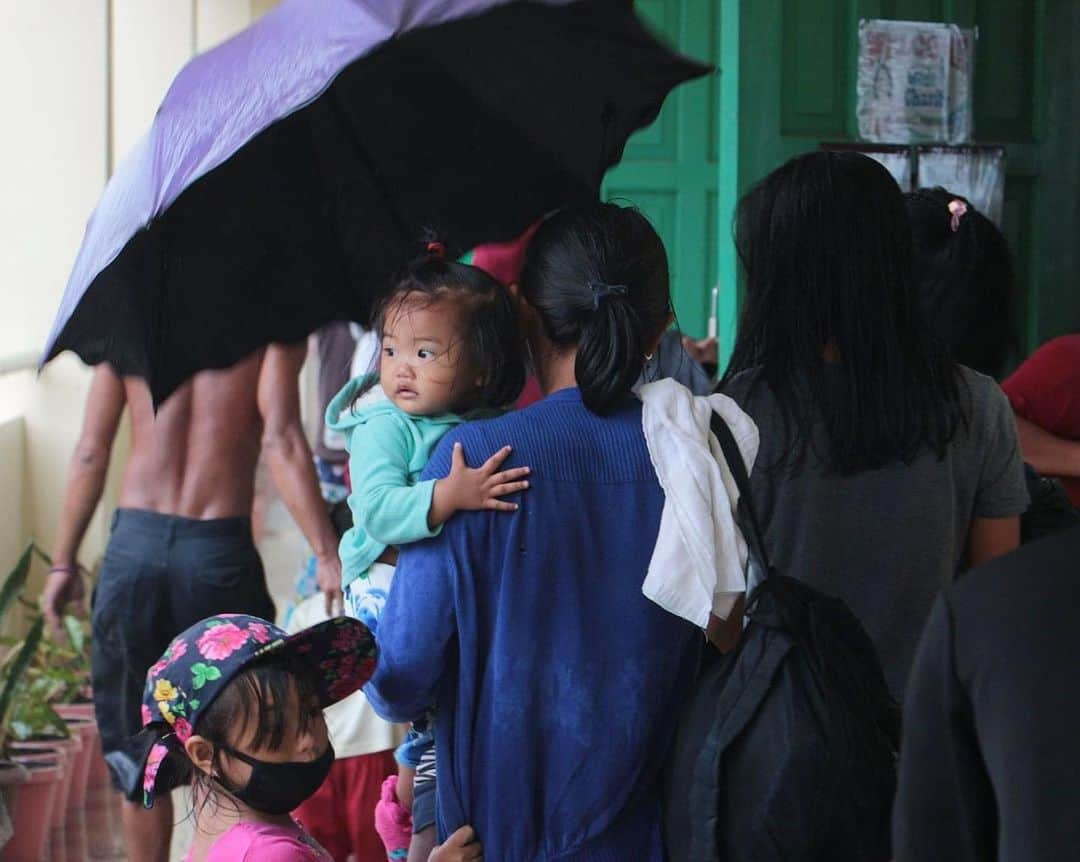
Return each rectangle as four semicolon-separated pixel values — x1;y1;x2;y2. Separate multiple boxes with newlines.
721;151;1029;697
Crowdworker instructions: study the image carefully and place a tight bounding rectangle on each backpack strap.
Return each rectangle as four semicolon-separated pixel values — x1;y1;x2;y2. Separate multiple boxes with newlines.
709;410;772;577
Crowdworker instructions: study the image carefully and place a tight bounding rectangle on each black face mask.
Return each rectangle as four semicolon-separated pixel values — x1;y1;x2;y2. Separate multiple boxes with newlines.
216;742;334;815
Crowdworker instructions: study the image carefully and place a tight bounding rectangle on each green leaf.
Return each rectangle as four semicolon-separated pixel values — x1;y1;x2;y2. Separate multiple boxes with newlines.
38;703;69;739
0;545;33;626
188;699;200;711
0;617;43;730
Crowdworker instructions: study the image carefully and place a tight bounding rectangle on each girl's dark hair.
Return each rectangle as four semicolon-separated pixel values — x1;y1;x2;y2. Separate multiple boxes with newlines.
520;203;671;415
721;151;967;475
905;187;1017;378
368;247;526;410
181;651;320;813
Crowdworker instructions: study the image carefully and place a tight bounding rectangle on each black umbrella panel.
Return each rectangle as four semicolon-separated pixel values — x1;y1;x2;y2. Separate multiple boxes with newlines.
44;0;711;404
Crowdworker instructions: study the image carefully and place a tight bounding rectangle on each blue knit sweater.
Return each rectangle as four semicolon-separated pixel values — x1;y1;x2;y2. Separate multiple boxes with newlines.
366;388;699;861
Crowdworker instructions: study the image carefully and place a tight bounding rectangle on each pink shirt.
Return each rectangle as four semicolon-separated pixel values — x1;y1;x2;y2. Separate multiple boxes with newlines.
187;821;331;862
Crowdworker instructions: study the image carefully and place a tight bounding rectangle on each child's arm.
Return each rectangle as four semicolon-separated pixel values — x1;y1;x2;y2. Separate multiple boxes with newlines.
428;442;531;529
350;414;448;547
429;826;483;862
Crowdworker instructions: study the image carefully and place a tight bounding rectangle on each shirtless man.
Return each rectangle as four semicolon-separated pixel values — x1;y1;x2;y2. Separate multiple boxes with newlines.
40;342;342;862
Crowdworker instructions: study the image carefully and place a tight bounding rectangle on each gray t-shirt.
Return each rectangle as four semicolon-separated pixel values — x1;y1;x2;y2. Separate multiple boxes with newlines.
724;365;1029;698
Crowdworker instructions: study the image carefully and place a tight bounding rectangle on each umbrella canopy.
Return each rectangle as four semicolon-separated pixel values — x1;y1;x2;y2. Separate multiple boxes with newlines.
44;0;709;404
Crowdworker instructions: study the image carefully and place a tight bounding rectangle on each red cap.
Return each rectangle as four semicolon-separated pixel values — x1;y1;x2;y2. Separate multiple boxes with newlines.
471;218;543;286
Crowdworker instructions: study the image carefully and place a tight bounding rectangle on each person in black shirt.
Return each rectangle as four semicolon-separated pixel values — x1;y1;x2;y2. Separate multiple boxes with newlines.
894;526;1080;861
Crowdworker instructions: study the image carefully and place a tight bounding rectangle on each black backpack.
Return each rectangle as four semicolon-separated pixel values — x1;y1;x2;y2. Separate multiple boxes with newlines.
663;413;901;862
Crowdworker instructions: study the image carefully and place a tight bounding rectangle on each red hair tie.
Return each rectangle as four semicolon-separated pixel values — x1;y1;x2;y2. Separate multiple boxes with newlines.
426;241;446;258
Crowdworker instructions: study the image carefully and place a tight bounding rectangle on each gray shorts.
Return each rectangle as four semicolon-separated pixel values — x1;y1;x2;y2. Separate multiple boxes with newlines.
412;768;437;834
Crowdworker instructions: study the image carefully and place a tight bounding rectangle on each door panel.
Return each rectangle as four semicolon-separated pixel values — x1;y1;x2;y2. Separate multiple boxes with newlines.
738;0;1077;358
603;0;720;338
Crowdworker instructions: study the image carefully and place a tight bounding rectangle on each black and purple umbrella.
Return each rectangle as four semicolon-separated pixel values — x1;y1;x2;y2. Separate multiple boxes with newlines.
43;0;708;403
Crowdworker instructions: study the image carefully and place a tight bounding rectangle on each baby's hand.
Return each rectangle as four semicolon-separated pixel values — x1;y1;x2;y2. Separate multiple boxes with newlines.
429;825;482;861
430;444;530;526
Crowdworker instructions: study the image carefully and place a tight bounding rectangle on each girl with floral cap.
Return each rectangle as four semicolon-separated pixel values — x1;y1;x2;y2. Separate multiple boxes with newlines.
135;613;481;862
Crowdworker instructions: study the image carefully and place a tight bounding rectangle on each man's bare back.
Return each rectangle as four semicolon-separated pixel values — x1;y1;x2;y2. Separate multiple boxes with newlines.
48;340;340;600
119;348;265;519
43;340;343;862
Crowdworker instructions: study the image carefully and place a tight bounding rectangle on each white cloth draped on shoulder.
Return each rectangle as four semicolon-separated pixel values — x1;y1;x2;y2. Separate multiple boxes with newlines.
637;378;759;628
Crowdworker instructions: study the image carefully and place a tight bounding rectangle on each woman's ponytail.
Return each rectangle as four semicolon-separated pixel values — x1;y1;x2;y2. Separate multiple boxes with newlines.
576;289;644;415
521;204;671;416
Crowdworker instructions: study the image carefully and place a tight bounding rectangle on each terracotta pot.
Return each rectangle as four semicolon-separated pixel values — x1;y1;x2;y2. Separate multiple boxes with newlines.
9;748;68;862
0;761;29;855
54;704;94;721
1;759;61;862
59;719;94;807
57;720;94;862
56;707;114;861
7;747;68;828
58;721;95;862
11;737;82;862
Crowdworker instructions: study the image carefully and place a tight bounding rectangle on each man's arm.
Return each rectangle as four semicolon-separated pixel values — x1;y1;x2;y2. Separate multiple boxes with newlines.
1014;415;1080;479
43;364;126;633
258;342;343;615
967;516;1020;569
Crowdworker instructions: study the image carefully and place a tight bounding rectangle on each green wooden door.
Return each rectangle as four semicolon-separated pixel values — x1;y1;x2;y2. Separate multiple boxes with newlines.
736;0;1080;359
602;0;721;340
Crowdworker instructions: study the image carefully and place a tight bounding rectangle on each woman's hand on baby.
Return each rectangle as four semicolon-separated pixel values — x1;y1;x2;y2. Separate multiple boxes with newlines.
429;825;483;861
430;444;530;526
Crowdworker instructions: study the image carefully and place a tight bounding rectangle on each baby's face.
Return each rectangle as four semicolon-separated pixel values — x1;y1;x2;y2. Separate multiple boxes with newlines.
379;294;477;416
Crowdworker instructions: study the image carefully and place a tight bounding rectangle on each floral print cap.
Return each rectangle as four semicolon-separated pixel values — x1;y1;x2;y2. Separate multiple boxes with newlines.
138;613;375;808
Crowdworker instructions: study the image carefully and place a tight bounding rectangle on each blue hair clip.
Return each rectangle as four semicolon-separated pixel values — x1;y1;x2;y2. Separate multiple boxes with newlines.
587;281;629;310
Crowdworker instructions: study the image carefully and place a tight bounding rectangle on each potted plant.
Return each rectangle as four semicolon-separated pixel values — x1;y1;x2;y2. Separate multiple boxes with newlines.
0;544;39;859
0;615;65;862
0;543;79;862
24;612;98;862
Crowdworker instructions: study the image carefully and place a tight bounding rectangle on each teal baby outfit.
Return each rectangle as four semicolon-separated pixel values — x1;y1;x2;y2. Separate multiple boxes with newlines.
325;375;461;806
325;376;463;590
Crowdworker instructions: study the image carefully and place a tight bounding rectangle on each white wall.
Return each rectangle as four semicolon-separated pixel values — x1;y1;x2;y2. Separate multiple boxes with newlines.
196;0;257;53
111;1;196;164
0;1;108;358
0;1;109;590
0;0;271;594
0;415;26;611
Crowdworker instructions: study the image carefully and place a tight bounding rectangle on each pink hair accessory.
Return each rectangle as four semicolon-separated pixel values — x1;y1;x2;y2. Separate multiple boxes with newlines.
948;199;968;232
